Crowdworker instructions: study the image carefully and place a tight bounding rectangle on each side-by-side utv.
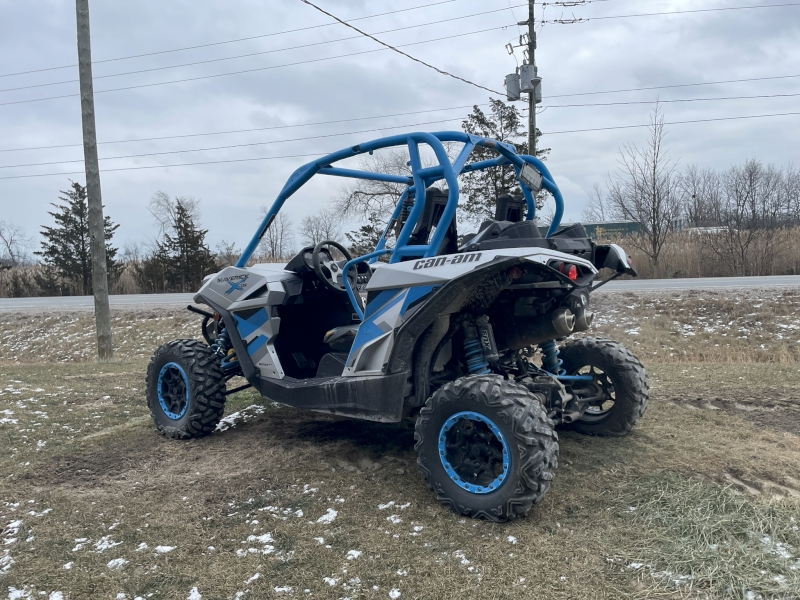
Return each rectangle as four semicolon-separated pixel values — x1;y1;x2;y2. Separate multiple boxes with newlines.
146;131;648;521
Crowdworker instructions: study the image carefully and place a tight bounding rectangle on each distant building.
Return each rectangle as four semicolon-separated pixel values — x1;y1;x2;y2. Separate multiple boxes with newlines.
539;220;641;240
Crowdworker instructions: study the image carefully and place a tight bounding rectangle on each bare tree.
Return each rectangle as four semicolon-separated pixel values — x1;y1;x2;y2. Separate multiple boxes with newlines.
335;149;413;222
581;183;610;222
148;191;200;236
215;240;241;267
678;165;722;227
257;210;294;261
701;160;788;276
300;208;342;247
785;164;800;226
0;221;32;267
606;105;683;272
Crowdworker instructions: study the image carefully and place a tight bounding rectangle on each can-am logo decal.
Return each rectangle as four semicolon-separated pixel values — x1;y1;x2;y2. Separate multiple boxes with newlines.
413;253;482;270
218;274;249;295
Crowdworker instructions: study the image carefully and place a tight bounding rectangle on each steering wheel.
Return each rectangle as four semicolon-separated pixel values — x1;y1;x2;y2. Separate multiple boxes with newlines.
312;240;355;293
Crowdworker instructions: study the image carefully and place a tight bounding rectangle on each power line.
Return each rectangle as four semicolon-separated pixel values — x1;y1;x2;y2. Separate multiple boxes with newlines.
2;110;798;181
3;72;799;153
549;73;800;99
0;5;526;94
298;0;504;95
0;104;483;153
0;116;471;169
0;25;510;107
544;91;800;108
0;152;324;180
540;2;800;23
0;0;470;79
545;110;800;134
3;80;799;154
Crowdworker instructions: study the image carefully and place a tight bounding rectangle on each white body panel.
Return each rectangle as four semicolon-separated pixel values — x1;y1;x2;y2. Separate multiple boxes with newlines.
366;247;596;291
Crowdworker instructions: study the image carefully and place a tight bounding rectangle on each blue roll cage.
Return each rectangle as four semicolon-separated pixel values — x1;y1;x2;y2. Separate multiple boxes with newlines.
236;131;564;320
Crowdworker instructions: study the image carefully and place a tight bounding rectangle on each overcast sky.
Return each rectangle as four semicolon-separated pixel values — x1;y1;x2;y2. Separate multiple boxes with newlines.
0;0;798;255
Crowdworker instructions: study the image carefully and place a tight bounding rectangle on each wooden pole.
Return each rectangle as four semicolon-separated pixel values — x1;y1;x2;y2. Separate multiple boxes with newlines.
76;0;113;359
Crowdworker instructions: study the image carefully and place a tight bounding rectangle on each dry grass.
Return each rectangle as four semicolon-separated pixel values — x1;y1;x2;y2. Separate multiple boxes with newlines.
614;228;800;279
0;292;799;599
591;288;800;364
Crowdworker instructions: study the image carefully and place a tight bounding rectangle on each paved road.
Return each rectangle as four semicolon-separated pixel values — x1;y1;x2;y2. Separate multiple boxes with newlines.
599;275;800;291
1;275;799;310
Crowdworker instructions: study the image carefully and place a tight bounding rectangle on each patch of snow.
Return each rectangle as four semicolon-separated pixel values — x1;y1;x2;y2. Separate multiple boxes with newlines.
107;558;129;570
316;508;338;524
216;405;266;432
389;589;401;599
274;587;293;593
245;573;260;584
136;543;148;552
154;545;175;554
244;533;275;555
346;550;362;560
386;515;402;524
62;562;73;570
507;535;517;544
187;588;202;600
378;501;395;510
760;534;794;560
323;577;338;587
49;593;64;600
94;535;122;553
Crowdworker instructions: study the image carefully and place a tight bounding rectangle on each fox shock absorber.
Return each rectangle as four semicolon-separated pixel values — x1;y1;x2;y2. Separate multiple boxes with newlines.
475;315;499;365
462;316;498;375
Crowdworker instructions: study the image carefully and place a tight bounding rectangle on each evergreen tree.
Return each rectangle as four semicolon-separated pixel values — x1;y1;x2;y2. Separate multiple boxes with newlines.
345;213;386;257
36;181;119;295
134;195;218;293
161;200;217;290
460;98;550;225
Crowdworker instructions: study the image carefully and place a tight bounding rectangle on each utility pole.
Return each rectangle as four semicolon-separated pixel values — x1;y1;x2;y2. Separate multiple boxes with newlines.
527;0;536;157
76;0;113;359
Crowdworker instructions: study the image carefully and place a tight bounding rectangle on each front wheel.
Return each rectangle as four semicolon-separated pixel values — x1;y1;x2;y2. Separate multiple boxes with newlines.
414;375;559;522
559;337;649;436
146;339;226;439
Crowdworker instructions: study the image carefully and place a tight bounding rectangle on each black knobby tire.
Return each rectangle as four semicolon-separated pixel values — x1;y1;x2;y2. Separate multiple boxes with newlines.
559;337;649;437
414;375;559;522
145;338;226;439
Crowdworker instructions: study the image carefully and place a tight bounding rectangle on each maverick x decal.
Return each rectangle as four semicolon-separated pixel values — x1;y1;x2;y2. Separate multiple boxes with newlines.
224;275;249;295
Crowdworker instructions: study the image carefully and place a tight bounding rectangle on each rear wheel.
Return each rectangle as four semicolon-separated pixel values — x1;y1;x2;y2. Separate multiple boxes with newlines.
146;339;226;439
414;375;558;522
559;337;649;436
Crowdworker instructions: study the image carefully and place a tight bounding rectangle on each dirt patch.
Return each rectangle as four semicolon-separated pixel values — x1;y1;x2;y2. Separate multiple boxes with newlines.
661;392;800;436
26;431;164;487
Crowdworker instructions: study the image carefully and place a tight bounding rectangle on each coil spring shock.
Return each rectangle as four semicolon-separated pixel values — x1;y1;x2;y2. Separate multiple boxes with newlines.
464;338;491;375
212;327;230;357
539;340;564;375
212;327;240;372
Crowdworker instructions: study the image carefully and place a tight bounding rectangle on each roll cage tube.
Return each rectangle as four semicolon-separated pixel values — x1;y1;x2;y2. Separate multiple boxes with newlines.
236;131;566;317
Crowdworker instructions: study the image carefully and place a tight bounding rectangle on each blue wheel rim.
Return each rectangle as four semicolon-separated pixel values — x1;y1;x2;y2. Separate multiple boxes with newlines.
438;411;511;494
157;362;190;420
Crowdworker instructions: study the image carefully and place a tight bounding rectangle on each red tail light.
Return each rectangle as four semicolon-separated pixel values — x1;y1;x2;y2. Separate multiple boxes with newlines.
567;264;578;281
